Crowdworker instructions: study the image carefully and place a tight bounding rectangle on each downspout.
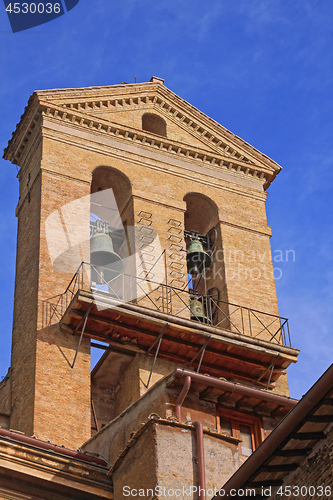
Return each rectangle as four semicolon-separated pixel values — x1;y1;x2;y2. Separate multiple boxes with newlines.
172;368;298;500
194;421;206;500
175;375;191;422
175;377;206;499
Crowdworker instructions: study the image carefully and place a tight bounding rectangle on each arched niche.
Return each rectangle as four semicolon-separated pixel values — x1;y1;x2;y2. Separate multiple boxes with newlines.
142;113;167;137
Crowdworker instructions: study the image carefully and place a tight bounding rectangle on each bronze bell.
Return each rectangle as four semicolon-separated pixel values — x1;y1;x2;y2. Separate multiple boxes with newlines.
190;297;209;323
186;238;211;274
90;232;123;284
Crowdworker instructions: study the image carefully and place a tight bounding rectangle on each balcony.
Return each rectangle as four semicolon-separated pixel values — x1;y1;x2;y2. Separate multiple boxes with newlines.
42;263;299;389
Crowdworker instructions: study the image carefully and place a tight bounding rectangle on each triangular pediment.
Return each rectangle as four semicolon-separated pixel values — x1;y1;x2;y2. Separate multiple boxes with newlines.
4;79;281;188
85;104;213;152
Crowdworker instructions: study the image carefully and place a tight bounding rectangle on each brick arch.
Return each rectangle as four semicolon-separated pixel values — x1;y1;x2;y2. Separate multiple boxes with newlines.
91;166;132;215
90;166;134;256
183;192;219;235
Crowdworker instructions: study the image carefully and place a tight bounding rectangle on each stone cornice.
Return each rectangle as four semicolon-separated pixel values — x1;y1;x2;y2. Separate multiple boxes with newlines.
39;102;271;186
34;81;282;176
40;122;268;201
3;93;40;164
0;437;112;498
59;94;258;166
3;81;281;190
158;85;281;175
56;90;279;176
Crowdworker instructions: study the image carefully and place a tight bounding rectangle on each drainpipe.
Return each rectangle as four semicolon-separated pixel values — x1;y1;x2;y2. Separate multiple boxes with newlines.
172;368;298;409
175;378;206;499
175;375;191;422
173;368;298;500
194;421;206;500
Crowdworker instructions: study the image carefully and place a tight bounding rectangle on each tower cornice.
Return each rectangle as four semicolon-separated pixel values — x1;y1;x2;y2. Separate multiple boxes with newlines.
4;80;281;189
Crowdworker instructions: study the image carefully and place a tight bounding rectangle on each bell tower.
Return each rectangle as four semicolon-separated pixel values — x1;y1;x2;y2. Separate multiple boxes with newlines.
2;77;299;453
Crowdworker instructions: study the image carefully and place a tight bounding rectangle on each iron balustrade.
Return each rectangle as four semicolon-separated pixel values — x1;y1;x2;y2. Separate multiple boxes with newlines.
42;262;291;347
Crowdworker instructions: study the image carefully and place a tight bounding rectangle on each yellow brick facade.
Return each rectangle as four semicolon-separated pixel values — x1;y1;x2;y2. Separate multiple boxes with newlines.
3;78;292;448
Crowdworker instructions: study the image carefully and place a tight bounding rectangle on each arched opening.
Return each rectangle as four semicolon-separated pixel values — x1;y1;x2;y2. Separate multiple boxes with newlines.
91;166;133;225
142;113;167;137
90;166;136;376
90;166;135;293
184;192;219;235
183;192;227;326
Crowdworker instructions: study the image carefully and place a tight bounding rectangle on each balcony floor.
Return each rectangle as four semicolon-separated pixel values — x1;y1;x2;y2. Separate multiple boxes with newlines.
59;289;299;389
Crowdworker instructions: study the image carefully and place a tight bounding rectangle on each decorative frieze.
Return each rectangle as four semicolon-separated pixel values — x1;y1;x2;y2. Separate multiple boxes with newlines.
55;94;265;168
38;103;271;183
5;88;279;191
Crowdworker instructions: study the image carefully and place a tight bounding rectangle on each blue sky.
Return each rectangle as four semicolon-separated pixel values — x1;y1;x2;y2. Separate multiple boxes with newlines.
0;0;332;399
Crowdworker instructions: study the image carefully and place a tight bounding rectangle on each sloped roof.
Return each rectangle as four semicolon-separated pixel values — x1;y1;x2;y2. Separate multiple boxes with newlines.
212;363;333;499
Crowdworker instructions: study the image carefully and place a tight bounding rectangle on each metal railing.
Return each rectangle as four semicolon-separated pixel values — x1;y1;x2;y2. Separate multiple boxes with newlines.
42;262;291;347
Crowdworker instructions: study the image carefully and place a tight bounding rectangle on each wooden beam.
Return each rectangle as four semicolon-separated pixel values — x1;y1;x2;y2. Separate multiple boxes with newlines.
217;391;232;403
91;341;137;357
260;463;299;473
91;400;100;432
144;348;269;385
291;432;326;441
247;480;284;488
306;414;333;423
65;321;268;384
199;387;218;400
271;405;284;417
276;448;312;457
68;309;283;375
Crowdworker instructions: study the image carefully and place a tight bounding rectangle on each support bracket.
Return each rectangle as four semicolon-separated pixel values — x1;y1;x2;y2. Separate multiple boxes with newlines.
71;304;93;369
187;336;211;373
146;322;169;388
255;354;281;388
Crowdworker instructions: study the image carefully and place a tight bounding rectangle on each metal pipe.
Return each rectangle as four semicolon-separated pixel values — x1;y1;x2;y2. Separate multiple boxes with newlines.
175;375;191;422
0;428;107;467
146;323;169;388
194;421;206;500
71;303;93;368
197;338;211;373
172;368;298;409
